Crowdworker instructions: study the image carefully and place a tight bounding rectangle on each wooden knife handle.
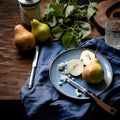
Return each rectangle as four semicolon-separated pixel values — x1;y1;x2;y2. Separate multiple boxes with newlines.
91;94;117;115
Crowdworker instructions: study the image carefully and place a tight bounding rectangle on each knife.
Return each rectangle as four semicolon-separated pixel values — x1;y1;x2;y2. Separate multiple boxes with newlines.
28;44;39;89
61;75;117;115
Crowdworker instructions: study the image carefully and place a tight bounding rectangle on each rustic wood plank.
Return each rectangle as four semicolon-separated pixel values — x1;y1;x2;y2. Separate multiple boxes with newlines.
0;0;32;100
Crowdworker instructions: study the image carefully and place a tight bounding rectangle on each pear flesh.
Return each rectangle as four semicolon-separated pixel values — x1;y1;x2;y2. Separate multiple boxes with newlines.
14;24;36;51
80;50;95;65
31;19;51;42
67;59;84;76
82;58;104;84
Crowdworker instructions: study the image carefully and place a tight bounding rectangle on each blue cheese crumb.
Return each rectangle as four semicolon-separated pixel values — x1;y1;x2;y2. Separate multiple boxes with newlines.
64;69;69;75
71;77;75;80
75;89;82;97
58;81;64;86
58;62;65;71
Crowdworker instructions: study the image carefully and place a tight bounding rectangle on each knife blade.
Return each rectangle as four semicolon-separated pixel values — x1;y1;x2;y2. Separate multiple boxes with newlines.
28;44;39;89
61;75;117;115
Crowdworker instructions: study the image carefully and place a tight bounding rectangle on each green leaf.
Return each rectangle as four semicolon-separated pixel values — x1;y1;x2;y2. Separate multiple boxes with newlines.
50;3;65;17
87;2;97;20
71;0;77;5
51;26;63;38
47;15;57;27
58;18;63;24
62;33;77;49
44;3;65;22
78;21;91;39
56;0;61;4
65;5;75;18
44;4;54;15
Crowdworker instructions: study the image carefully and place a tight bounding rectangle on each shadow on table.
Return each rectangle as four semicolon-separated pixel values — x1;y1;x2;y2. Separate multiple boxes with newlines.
0;100;29;120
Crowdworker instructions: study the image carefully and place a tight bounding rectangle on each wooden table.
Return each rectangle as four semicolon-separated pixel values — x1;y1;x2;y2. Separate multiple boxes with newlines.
0;0;101;100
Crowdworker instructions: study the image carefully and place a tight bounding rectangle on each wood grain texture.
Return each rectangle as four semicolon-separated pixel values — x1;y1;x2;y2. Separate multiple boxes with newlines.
0;0;101;100
0;0;34;100
94;0;120;34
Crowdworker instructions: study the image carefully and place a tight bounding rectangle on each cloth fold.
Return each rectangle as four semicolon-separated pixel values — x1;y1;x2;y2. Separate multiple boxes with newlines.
20;36;120;120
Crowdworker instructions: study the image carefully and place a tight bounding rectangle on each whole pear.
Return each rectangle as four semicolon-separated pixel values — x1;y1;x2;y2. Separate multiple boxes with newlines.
82;57;104;84
14;24;36;51
31;19;51;42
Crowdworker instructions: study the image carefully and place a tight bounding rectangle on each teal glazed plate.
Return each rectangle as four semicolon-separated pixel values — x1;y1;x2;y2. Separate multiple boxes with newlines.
49;48;113;100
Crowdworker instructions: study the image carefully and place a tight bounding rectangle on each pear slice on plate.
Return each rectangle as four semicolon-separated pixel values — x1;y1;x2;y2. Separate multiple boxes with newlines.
80;50;95;66
67;59;84;76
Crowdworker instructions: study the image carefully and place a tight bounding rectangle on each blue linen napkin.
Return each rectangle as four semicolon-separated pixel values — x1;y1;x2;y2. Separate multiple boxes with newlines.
20;36;120;120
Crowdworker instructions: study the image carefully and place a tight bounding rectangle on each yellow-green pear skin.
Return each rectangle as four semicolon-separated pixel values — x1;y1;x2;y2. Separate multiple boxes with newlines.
82;58;104;84
14;24;36;51
31;19;51;42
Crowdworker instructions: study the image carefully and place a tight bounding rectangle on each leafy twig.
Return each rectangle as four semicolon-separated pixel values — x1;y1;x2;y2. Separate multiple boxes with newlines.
44;0;97;49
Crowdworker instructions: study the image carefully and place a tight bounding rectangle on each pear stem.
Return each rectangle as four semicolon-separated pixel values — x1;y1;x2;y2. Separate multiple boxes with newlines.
94;49;97;58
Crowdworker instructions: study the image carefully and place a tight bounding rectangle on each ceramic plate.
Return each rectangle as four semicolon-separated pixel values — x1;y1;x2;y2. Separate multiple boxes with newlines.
49;48;113;100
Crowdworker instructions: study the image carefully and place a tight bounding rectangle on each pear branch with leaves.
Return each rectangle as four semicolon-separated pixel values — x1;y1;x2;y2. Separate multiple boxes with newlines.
44;0;97;49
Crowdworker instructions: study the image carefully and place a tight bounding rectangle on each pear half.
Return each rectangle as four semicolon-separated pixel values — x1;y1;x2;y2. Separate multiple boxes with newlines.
80;50;95;65
67;59;84;76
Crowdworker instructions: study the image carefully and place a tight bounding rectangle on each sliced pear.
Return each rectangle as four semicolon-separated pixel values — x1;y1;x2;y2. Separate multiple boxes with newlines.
80;50;95;65
67;59;84;76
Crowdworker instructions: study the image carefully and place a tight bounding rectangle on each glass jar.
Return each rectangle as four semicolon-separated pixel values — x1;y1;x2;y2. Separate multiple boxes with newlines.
18;0;40;26
105;17;120;50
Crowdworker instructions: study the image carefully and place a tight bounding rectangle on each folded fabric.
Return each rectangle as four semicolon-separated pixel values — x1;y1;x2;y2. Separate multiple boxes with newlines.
20;36;120;120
